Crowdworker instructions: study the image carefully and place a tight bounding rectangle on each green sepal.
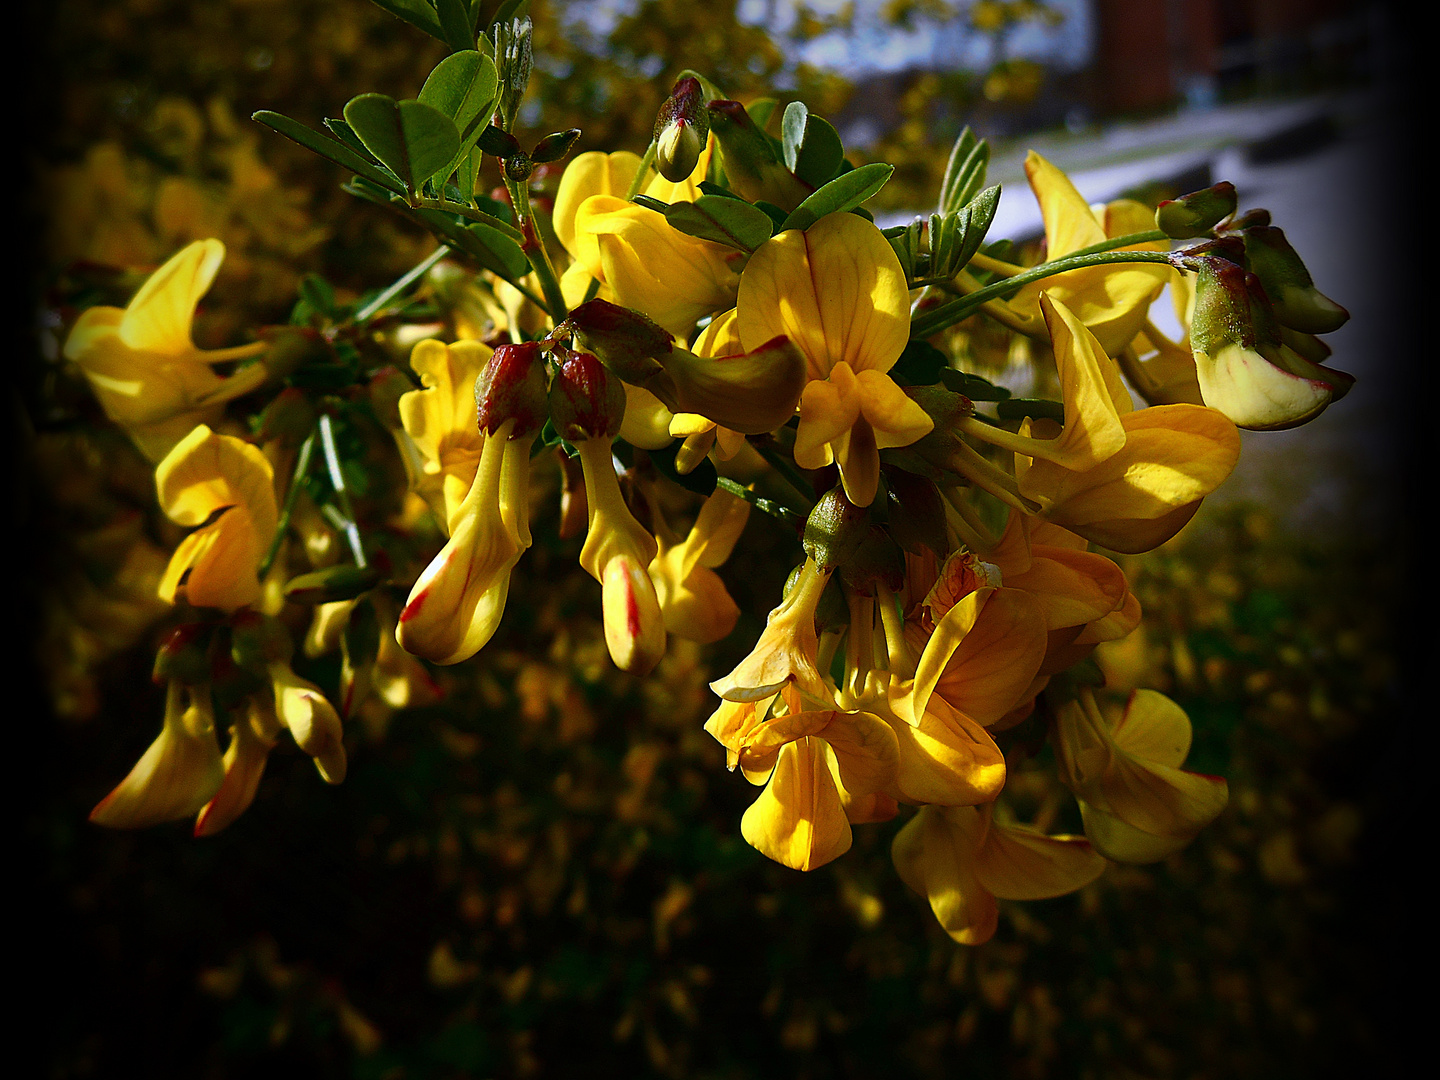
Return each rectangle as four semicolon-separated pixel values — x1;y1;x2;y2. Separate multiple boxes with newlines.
532;128;582;164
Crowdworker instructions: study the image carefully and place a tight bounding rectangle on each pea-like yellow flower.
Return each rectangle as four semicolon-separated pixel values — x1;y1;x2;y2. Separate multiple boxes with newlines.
971;295;1239;553
63;240;269;461
666;309;751;472
1011;153;1169;356
90;680;225;829
649;488;749;643
155;424;278;612
716;687;901;871
397;339;493;532
891;802;1106;945
711;557;832;703
397;418;530;665
737;212;932;506
572;195;741;338
269;658;348;783
1054;687;1229;863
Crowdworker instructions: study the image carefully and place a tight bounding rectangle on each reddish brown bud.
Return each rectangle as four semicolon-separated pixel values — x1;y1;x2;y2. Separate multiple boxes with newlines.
548;347;626;441
475;341;549;437
654;77;710;182
558;298;672;384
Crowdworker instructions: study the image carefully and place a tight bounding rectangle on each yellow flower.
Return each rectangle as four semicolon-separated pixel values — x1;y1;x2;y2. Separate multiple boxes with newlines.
194;697;282;837
553;150;645;260
666;309;750;472
649;488;749;643
711;557;832;702
397;417;530;665
571;195;741;338
269;659;347;784
90;680;224;829
1054;687;1229;863
397;339;493;532
63;240;269;461
974;295;1239;553
891;802;1106;945
737;212;932;506
155;424;278;612
1011;153;1169;355
719;689;901;871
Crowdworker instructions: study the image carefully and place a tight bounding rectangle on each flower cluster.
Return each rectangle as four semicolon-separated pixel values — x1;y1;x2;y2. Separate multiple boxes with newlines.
60;13;1350;948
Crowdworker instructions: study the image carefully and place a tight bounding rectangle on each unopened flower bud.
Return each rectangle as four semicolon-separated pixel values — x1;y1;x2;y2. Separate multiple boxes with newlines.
152;623;214;686
558;299;672;384
256;325;323;381
706;99;812;211
549;347;626;441
1155;182;1237;238
531;128;582;165
1189;256;1353;430
475;341;550;436
802;486;869;571
654;77;710;183
283;564;383;605
1242;225;1349;334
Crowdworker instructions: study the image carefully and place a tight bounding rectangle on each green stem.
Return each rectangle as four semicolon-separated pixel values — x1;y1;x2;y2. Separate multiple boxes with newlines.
354;245;451;325
1065;229;1169;258
624;139;658;201
912;249;1175;339
318;414;367;568
258;430;316;580
507;177;568;323
753;441;816;506
716;477;803;529
409;198;524;240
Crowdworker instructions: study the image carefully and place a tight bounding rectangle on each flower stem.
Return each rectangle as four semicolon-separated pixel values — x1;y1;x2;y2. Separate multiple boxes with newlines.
354;245;451;326
319;413;367;568
911;248;1175;339
752;440;816;506
258;428;316;580
715;477;803;529
506;177;569;323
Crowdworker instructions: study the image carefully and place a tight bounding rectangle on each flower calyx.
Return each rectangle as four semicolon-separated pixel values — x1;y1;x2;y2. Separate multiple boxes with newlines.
654;76;711;183
475;340;549;437
1155;181;1237;239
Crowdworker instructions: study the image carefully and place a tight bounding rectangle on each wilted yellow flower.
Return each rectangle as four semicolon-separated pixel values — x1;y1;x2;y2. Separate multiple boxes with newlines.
891;801;1106;944
1054;687;1229;863
63;240;269;461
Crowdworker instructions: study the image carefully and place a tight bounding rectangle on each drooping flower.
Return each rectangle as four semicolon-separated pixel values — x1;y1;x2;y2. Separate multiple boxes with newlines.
155;424;278;612
737;212;932;506
90;679;225;829
63;239;269;461
891;802;1106;945
1054;687;1229;863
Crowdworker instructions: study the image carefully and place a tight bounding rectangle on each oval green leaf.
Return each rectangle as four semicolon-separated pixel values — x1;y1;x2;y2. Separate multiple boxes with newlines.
779;161;893;233
665;195;774;252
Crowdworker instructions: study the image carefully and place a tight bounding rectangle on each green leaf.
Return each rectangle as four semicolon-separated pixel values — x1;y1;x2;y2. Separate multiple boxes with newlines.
454;222;531;281
342;94;461;193
490;0;529;29
938;369;1011;401
995;398;1064;423
781;101;844;188
664;195;774;252
938;126;989;216
697;180;744;200
434;0;478;52
419;50;499;143
890;340;947;387
252;110;406;195
367;0;445;40
779;162;893;233
299;273;337;317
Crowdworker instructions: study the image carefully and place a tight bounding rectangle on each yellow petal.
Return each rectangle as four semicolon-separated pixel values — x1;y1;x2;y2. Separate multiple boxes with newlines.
553;151;644;255
886;695;1006;807
931;589;1048;726
1078;800;1192;863
741;737;852;871
737;213;910;379
975;821;1106;900
155;423;277;532
891;804;998;945
119;239;225;353
194;702;278;837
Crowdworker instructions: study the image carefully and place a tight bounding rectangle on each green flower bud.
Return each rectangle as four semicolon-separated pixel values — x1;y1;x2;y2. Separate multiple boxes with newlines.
283;564;383;605
654;77;710;183
1155;181;1237;238
802;486;868;571
1242;226;1349;334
